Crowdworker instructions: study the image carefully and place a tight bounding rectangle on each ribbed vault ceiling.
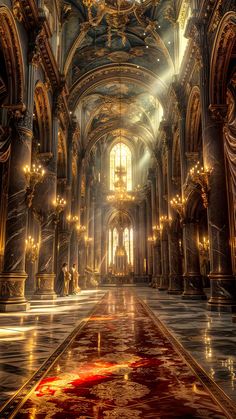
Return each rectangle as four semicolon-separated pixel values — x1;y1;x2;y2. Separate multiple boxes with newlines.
64;0;175;155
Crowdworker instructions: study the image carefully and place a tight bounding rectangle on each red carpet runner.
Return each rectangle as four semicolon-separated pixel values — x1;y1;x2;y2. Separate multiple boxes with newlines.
12;290;234;418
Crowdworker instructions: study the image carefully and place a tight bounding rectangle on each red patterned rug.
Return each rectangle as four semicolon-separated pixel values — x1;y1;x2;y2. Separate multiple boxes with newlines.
9;290;236;418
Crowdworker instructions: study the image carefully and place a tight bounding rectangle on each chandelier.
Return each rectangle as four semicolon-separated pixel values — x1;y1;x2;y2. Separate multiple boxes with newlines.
82;0;153;46
107;165;135;203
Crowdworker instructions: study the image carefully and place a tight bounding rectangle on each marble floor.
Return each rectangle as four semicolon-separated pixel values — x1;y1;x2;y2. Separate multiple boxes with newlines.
136;287;236;403
0;290;105;407
1;288;234;419
0;287;236;417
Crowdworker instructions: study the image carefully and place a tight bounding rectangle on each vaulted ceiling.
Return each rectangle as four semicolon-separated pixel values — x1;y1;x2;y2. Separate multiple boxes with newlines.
64;0;176;156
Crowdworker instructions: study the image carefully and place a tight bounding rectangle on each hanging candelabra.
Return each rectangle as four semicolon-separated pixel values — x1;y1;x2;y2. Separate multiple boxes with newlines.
25;236;39;263
23;163;45;207
189;161;212;208
107;166;135;204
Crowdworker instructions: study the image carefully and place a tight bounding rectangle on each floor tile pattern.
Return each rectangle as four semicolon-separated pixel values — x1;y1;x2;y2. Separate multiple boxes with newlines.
5;289;235;418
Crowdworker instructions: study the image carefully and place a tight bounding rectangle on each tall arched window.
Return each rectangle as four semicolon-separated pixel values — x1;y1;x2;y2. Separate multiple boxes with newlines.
110;142;132;191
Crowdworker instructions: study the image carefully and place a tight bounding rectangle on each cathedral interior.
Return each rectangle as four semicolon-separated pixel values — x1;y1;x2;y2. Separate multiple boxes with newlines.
0;0;236;418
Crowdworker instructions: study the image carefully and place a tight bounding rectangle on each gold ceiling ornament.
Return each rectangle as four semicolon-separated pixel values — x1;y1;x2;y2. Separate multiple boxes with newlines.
82;0;158;47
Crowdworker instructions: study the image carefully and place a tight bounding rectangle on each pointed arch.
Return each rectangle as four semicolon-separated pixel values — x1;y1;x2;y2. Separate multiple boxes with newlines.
210;11;236;104
0;5;24;104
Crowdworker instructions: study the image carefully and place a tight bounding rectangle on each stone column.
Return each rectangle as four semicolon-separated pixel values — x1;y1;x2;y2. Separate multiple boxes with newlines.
156;161;169;290
153;238;162;288
35;210;57;299
94;200;102;279
182;220;206;299
164;126;183;294
159;225;169;290
205;106;236;310
149;169;160;287
186;18;236;310
146;187;153;280
57;229;71;271
0;112;33;311
34;96;61;300
168;224;183;294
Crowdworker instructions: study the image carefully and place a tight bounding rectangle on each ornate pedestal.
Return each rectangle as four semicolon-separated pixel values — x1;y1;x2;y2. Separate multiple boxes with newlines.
34;273;57;300
0;273;30;311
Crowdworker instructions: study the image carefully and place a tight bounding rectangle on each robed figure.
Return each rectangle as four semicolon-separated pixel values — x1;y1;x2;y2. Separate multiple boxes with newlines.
56;263;70;297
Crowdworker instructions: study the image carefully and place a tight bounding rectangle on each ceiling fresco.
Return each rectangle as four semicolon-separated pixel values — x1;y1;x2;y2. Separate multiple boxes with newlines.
65;0;174;81
78;81;163;149
65;0;174;157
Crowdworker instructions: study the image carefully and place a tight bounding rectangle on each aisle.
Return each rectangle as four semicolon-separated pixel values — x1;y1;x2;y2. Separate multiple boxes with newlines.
5;289;236;418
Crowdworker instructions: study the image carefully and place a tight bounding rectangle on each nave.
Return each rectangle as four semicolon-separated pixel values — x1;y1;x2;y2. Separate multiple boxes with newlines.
0;288;236;418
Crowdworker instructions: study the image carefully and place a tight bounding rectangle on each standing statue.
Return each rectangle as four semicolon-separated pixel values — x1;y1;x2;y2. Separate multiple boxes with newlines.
70;263;81;294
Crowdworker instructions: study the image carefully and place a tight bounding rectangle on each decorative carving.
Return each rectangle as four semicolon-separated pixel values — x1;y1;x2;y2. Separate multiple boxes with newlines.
0;280;24;298
209;1;224;33
28;16;46;65
82;0;160;47
12;0;23;22
209;104;228;123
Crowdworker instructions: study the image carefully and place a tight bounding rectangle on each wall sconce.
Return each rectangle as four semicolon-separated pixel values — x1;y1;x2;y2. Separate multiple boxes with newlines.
198;236;210;255
159;215;172;230
189;162;212;208
25;236;39;263
76;224;86;234
84;236;93;246
170;194;186;220
53;196;66;214
148;235;156;243
23;164;45;207
67;214;79;224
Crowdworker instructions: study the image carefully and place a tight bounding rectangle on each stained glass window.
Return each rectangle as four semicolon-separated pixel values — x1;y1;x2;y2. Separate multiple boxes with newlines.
110;142;132;191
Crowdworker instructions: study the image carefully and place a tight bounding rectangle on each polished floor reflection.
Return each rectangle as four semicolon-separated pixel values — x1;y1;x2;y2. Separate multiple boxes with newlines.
0;290;105;406
1;289;234;418
136;288;236;403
